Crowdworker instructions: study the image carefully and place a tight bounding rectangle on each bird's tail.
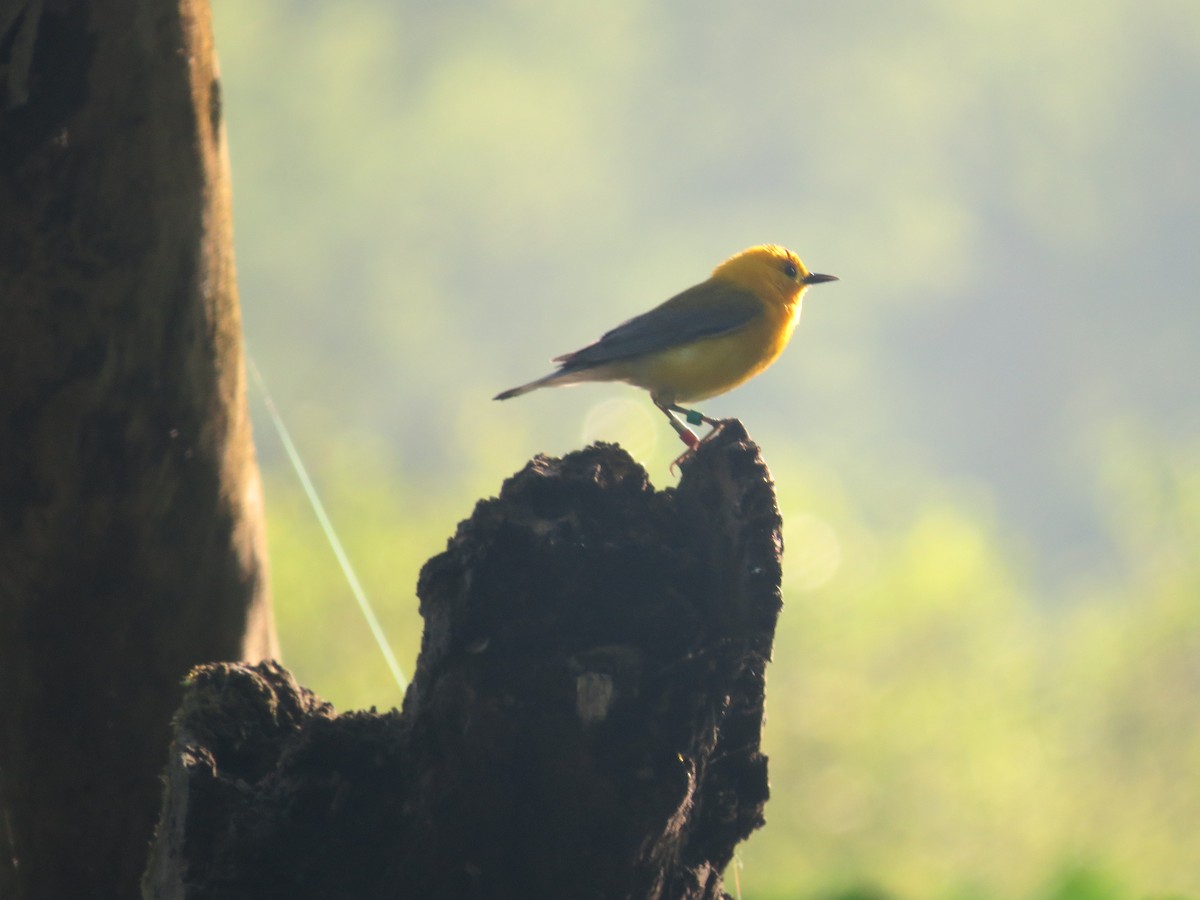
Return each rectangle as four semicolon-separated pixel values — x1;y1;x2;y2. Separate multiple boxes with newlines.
493;370;573;401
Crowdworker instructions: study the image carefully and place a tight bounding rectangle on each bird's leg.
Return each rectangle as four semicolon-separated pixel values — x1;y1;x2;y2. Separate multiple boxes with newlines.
654;398;702;472
667;404;724;439
665;404;726;456
656;400;701;446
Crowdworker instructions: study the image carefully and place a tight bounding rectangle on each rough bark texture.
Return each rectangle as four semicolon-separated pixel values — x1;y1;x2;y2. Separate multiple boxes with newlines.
0;3;276;898
145;426;783;900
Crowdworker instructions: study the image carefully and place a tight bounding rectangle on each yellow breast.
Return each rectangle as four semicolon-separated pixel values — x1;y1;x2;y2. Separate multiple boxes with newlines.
618;297;800;403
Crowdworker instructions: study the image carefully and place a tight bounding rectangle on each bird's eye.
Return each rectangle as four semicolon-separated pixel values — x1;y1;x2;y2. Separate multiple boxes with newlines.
782;261;799;279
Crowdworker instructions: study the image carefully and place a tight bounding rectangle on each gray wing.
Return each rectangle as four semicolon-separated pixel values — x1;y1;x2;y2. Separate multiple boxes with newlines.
553;281;762;371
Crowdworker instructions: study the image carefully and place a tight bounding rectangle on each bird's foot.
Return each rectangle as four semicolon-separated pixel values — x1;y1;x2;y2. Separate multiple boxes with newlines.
669;428;701;475
668;416;729;474
696;417;726;444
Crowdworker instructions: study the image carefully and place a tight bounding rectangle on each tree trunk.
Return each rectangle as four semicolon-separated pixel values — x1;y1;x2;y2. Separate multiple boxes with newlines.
144;429;782;900
0;3;276;897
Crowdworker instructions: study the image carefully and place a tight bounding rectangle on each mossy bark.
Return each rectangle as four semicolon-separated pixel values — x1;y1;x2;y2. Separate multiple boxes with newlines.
0;3;275;897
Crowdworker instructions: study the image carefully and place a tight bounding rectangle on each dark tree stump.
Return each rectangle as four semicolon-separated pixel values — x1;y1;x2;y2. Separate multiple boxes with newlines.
145;424;785;900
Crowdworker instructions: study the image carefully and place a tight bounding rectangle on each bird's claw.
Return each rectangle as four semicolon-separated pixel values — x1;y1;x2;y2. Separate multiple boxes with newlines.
668;419;726;475
699;418;727;442
669;447;694;476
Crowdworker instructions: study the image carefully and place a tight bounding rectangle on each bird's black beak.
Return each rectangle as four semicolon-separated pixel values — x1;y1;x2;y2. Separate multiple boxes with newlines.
803;272;838;285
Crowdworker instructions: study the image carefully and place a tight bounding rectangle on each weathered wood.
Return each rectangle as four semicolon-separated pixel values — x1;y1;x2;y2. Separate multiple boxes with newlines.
0;3;275;897
145;427;782;900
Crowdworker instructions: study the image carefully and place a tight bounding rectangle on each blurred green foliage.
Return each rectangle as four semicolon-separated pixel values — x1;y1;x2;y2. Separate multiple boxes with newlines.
212;1;1199;896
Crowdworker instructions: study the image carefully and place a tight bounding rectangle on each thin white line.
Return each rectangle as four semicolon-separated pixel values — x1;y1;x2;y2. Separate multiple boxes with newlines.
246;353;408;696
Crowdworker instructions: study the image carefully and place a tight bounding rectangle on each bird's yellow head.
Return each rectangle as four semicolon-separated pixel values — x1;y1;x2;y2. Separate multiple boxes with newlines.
711;244;837;305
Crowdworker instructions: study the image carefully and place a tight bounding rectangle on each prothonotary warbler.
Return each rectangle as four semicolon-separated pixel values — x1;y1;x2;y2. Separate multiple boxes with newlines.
495;244;837;466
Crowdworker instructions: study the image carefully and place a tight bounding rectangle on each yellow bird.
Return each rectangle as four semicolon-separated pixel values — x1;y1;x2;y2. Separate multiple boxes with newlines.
495;244;837;463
